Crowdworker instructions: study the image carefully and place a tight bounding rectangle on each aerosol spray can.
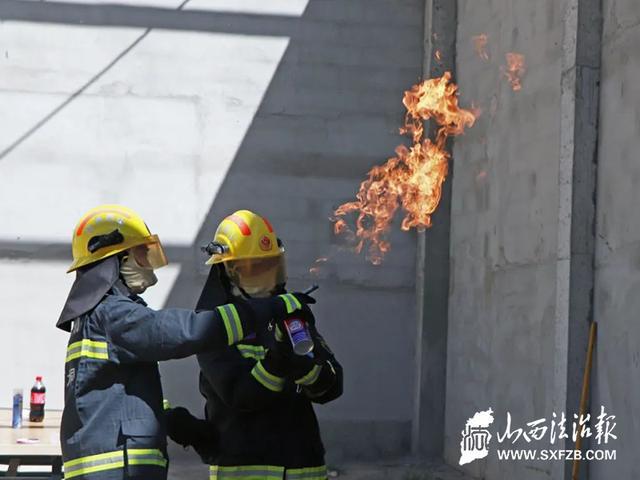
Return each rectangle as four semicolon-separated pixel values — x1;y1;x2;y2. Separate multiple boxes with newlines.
12;389;23;429
282;285;318;356
283;317;314;356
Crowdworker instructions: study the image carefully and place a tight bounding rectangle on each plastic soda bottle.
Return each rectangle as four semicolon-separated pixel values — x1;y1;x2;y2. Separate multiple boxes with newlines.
29;376;46;422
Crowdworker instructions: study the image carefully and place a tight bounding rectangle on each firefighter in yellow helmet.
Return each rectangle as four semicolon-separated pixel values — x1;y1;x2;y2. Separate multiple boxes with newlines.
166;210;343;480
57;205;313;480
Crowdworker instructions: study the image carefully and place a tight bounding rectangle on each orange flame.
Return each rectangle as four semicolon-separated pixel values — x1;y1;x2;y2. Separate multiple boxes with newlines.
333;72;477;264
472;34;489;61
309;257;328;276
435;49;442;61
502;53;525;91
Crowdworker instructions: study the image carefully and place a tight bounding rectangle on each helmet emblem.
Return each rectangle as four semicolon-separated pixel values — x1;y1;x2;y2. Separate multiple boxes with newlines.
259;235;272;251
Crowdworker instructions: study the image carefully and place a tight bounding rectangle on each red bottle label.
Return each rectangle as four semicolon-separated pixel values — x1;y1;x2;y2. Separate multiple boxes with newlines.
31;392;45;405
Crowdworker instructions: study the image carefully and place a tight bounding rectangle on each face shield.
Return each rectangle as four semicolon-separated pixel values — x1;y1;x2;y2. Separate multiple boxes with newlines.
224;254;286;298
130;235;168;269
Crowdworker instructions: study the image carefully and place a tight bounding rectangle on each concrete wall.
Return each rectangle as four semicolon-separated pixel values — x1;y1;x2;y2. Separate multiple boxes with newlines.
440;1;638;479
0;0;424;462
445;1;564;478
592;1;640;477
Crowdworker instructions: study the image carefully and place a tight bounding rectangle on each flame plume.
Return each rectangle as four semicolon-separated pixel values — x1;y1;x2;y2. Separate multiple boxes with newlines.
502;53;526;91
333;72;477;264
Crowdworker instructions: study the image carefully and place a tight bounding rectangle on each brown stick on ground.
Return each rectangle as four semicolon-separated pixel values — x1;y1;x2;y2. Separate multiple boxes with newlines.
572;321;598;480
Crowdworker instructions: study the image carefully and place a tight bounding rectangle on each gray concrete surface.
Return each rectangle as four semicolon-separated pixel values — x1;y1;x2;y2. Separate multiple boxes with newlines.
413;0;457;459
446;1;564;478
591;0;640;478
167;454;478;480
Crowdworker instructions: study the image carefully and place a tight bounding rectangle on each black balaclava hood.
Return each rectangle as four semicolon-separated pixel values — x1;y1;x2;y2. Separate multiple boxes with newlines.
57;254;120;331
195;264;231;312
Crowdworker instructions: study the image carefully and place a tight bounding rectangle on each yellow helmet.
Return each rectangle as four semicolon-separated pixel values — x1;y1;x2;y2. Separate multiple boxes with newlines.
204;210;285;296
204;210;282;265
67;204;168;273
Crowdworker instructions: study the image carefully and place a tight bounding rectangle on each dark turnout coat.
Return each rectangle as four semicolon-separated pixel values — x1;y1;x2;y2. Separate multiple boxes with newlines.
195;267;343;480
60;281;254;480
197;336;342;480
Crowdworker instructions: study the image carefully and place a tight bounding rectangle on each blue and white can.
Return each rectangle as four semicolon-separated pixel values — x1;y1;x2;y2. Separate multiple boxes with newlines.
283;317;314;356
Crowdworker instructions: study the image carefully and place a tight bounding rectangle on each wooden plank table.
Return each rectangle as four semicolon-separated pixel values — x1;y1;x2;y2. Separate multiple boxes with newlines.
0;409;62;479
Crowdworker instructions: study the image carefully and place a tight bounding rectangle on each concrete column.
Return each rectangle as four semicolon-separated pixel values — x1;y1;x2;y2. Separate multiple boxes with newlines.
412;0;457;458
555;0;602;479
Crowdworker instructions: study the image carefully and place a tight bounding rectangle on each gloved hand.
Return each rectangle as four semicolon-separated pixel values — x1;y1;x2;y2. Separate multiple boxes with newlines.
244;293;317;348
165;407;217;452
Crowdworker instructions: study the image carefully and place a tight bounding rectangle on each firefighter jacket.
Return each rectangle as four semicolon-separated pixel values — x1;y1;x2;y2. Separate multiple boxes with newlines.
196;317;343;480
61;281;258;480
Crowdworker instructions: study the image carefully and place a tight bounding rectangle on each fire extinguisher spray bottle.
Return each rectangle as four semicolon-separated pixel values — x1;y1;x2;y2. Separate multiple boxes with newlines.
29;376;46;422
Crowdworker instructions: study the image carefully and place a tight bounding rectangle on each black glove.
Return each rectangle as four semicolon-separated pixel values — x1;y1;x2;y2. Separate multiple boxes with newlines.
307;322;334;365
165;407;217;452
243;293;317;347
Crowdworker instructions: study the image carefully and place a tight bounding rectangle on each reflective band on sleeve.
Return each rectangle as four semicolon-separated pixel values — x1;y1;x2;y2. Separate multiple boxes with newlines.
63;448;167;479
285;465;328;480
217;304;244;345
65;339;109;363
278;293;302;314
251;361;285;392
210;465;284;480
295;365;322;386
237;344;267;361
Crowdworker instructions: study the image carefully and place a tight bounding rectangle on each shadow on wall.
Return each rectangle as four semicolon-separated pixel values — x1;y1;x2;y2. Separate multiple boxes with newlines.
162;0;424;463
0;0;424;462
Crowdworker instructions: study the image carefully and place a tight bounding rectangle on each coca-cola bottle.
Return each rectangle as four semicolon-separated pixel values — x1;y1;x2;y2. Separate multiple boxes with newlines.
29;376;45;422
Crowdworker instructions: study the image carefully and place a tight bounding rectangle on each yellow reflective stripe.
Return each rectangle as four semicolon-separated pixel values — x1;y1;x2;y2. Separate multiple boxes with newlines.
286;294;302;310
65;339;109;363
63;449;166;478
127;448;168;468
295;364;322;386
210;465;284;480
64;460;126;479
217;304;243;345
237;344;267;360
64;451;122;468
278;293;302;314
251;361;285;392
278;294;294;314
64;451;124;479
163;399;171;410
275;325;285;342
286;465;328;480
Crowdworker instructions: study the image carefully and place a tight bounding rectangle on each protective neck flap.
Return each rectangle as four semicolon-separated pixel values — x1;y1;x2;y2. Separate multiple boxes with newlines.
195;264;232;311
56;255;120;331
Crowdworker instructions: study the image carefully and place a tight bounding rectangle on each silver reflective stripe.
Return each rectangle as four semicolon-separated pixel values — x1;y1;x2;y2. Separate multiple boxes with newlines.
285;466;327;480
295;365;322;386
63;451;124;479
65;339;109;363
210;465;284;480
278;294;302;314
127;448;168;467
251;361;285;392
237;344;267;360
217;304;243;345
